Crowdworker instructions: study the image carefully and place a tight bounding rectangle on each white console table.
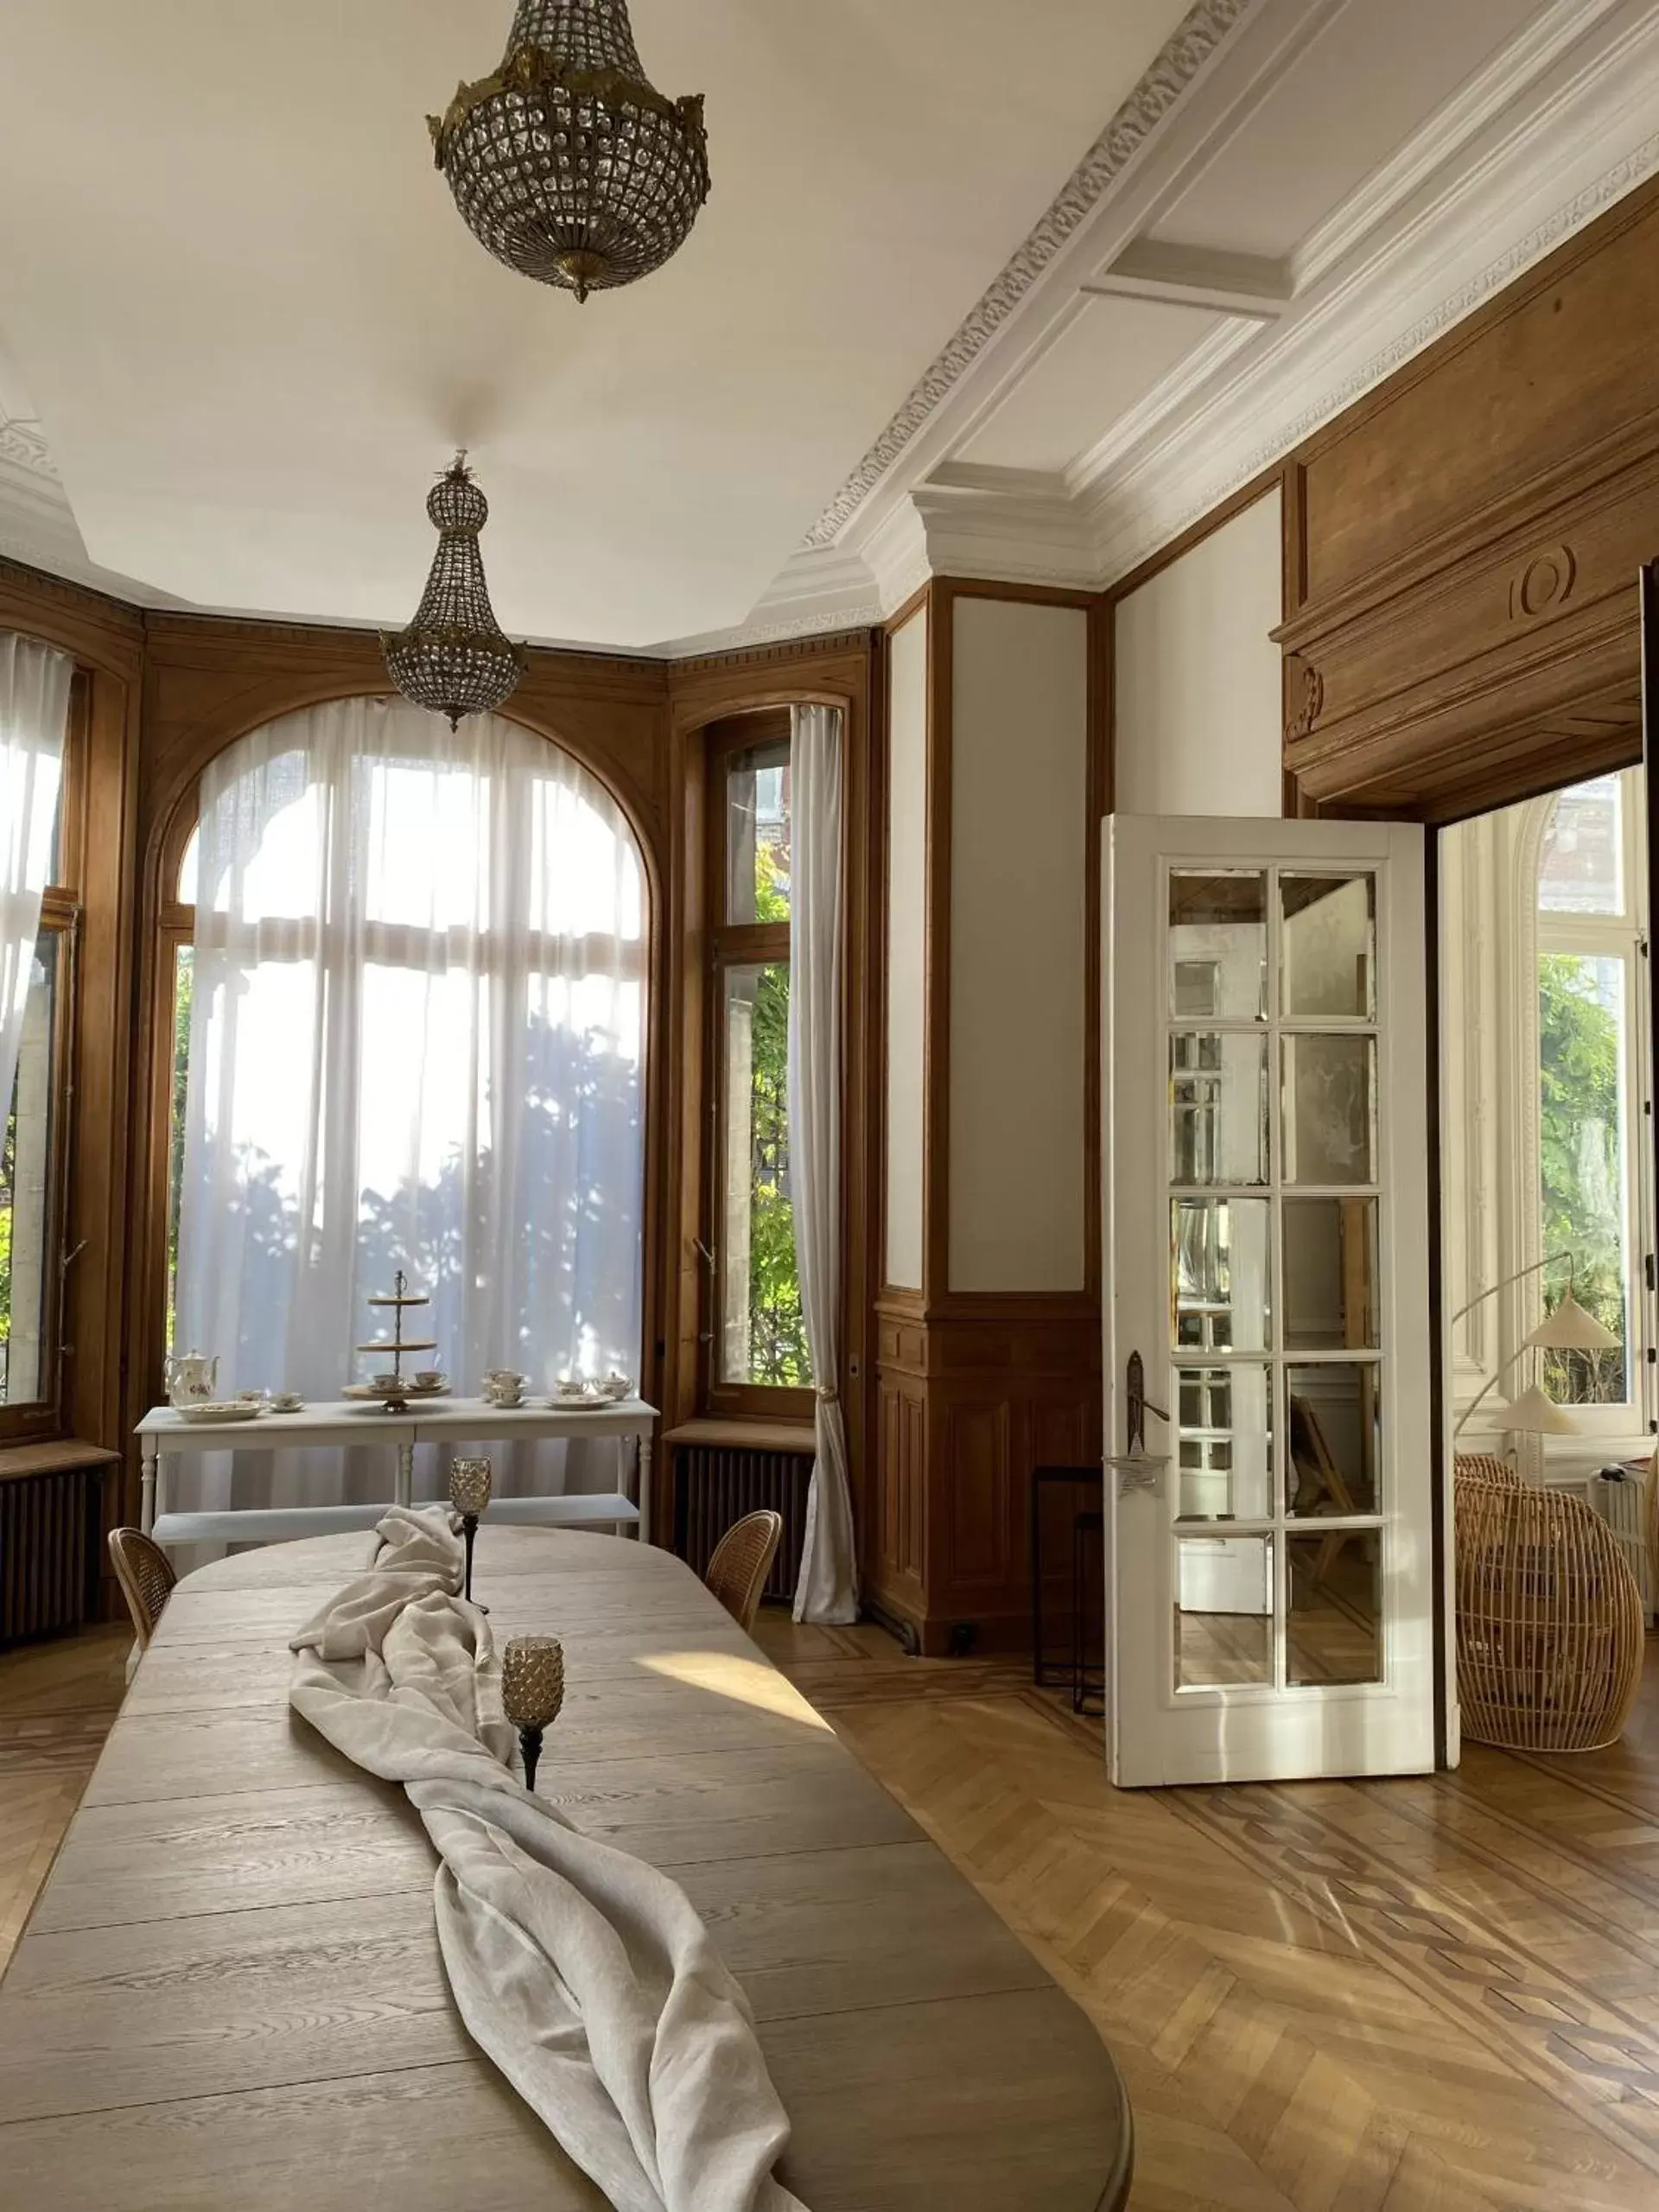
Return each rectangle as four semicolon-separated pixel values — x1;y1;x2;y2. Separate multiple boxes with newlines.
135;1396;657;1549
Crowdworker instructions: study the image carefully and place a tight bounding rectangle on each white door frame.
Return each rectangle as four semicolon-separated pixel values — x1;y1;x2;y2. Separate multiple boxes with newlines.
1103;814;1435;1786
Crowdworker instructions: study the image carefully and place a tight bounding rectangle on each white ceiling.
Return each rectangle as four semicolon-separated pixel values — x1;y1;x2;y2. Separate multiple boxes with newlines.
2;0;1652;656
0;0;1194;650
959;296;1229;477
1147;0;1544;260
803;0;1656;618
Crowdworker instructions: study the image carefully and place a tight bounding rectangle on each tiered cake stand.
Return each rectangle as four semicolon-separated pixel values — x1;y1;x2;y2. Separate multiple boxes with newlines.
341;1269;448;1413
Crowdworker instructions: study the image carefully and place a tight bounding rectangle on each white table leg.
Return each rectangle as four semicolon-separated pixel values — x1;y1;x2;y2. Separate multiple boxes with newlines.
396;1440;414;1510
140;1436;158;1535
637;1431;652;1547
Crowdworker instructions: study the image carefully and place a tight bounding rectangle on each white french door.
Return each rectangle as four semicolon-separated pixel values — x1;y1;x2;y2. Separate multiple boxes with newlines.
1103;816;1434;1786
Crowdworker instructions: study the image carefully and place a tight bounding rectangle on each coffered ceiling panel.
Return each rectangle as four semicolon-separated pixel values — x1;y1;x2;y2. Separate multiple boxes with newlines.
0;0;1192;648
1148;0;1548;260
957;295;1230;476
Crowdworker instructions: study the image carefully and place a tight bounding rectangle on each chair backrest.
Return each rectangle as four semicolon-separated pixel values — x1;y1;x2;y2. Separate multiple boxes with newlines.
108;1527;176;1650
1454;1452;1522;1491
704;1510;784;1632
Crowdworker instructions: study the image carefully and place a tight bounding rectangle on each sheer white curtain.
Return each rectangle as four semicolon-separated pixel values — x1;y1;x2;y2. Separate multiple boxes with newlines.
0;632;72;1130
787;704;858;1622
175;695;645;1512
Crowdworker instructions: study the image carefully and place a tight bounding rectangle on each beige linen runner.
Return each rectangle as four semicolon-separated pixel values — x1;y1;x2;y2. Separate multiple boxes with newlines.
289;1505;807;2212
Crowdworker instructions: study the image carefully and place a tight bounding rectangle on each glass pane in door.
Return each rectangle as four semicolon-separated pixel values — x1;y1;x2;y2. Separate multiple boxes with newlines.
1169;1033;1268;1184
1176;1362;1271;1520
1287;1531;1382;1684
1281;874;1376;1017
1282;1035;1376;1184
1168;872;1267;1019
1287;1366;1381;1516
1175;1534;1273;1688
1172;1198;1270;1351
1282;1198;1378;1350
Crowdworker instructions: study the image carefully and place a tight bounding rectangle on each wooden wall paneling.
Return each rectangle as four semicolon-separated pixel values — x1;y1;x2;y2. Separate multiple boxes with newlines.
663;630;878;1572
1276;175;1659;824
868;580;1107;1655
0;563;144;1546
1300;175;1659;605
1277;425;1659;819
922;583;955;1306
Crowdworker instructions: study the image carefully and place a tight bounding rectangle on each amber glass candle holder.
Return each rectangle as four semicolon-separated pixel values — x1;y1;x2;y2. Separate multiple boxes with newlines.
502;1635;564;1793
448;1457;493;1608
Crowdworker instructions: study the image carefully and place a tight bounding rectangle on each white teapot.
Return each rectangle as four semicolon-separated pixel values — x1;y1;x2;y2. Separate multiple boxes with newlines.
165;1351;219;1408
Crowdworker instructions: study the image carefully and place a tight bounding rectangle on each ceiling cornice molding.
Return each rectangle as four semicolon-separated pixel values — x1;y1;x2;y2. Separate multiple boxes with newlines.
1290;0;1629;292
0;416;55;480
798;0;1258;551
1088;16;1659;587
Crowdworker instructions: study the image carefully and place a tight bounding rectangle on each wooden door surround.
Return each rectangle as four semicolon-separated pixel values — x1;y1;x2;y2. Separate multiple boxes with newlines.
1274;174;1659;823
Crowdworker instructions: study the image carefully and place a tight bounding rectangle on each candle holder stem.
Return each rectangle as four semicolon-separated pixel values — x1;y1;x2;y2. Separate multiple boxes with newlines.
461;1514;488;1612
518;1724;544;1793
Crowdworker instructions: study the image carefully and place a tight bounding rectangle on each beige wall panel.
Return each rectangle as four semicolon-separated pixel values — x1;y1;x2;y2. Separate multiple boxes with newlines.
885;609;928;1290
949;597;1089;1293
1114;489;1283;818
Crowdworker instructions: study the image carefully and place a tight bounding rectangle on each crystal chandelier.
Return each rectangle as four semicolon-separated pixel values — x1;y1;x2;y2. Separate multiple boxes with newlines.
380;455;527;729
429;0;711;304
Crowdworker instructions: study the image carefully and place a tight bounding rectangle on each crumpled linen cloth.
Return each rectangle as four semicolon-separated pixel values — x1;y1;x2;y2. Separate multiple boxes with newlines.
289;1505;807;2212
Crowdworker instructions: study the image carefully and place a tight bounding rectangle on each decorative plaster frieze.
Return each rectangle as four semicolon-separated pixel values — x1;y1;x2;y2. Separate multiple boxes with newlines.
0;416;54;480
1088;24;1659;588
799;0;1255;550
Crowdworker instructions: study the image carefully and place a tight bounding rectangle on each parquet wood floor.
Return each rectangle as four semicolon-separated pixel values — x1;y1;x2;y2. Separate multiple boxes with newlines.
6;1609;1659;2209
0;1627;126;1969
756;1615;1659;2212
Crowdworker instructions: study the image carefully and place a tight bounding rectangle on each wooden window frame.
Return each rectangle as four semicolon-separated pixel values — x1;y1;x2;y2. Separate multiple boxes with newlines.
0;671;86;1443
700;710;813;1421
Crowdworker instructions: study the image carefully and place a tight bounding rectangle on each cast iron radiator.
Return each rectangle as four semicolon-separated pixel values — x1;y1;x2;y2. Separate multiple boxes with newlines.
672;1442;811;1605
0;1463;105;1645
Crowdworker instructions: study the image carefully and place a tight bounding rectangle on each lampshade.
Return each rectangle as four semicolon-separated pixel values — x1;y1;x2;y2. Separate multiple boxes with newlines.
1522;1293;1621;1353
1493;1382;1581;1436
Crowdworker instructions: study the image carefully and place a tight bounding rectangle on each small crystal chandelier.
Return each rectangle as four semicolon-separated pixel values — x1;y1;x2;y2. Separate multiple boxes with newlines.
428;0;711;304
380;455;527;729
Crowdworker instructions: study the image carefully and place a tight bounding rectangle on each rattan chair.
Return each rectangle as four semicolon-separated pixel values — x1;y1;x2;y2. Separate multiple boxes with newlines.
704;1510;783;1632
1453;1462;1643;1751
1453;1451;1523;1491
108;1527;176;1652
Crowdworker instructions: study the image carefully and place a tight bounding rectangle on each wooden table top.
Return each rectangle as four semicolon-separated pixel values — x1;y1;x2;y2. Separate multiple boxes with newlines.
0;1529;1131;2211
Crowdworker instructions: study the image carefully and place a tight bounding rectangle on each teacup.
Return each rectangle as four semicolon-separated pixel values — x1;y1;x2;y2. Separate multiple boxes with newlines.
414;1370;445;1389
371;1371;401;1394
599;1372;632;1401
270;1391;303;1413
489;1386;525;1409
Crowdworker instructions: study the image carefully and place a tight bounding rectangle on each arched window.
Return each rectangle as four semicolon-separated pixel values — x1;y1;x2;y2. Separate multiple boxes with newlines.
1534;769;1648;1414
163;696;646;1441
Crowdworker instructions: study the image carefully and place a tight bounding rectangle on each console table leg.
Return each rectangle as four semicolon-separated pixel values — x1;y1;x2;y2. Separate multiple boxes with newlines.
396;1440;414;1510
637;1433;652;1547
141;1438;158;1535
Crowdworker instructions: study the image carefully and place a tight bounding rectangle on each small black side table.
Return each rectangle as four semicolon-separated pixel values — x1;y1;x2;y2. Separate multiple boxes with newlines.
1030;1464;1103;1693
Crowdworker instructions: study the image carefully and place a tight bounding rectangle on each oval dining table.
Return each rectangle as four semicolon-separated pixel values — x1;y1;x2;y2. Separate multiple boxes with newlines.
0;1527;1132;2210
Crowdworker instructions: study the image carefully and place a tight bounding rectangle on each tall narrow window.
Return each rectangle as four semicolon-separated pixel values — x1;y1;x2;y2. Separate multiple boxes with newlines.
1535;770;1648;1413
0;636;75;1438
706;722;810;1401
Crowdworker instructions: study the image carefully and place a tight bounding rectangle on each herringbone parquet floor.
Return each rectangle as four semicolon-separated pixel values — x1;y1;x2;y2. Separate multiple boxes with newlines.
754;1616;1659;2212
4;1611;1657;2209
